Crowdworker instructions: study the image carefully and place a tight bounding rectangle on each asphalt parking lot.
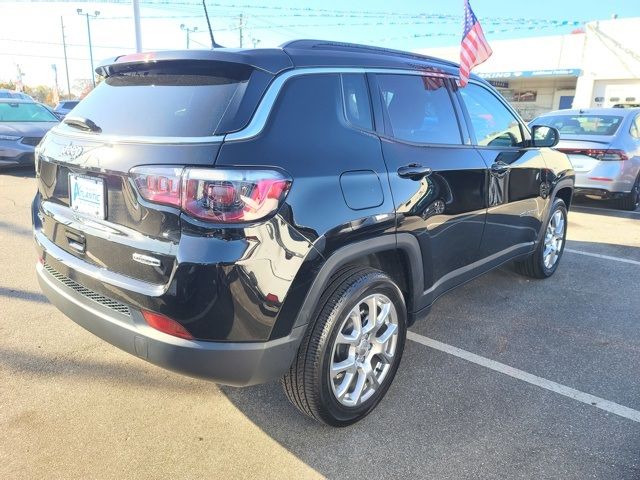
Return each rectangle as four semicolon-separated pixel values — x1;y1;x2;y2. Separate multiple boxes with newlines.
1;168;639;479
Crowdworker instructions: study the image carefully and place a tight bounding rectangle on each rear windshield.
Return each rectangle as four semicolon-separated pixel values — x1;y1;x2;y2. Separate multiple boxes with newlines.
68;60;252;137
0;102;58;122
532;114;623;136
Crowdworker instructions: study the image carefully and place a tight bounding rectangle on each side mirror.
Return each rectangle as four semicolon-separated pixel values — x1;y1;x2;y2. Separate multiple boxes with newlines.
531;125;559;148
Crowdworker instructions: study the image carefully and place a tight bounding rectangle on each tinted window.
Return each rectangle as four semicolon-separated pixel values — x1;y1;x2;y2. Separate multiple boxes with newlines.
0;102;58;122
64;101;79;109
68;61;252;137
341;74;373;130
376;74;461;145
531;114;623;136
459;83;524;147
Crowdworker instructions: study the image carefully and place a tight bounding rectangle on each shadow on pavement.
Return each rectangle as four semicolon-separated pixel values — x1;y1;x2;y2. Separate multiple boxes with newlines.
0;220;33;238
0;346;210;393
0;286;48;304
0;166;36;179
220;342;639;479
571;197;639;219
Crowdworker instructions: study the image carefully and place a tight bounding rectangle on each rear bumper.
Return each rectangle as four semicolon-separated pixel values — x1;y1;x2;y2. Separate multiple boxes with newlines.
36;261;304;386
574;159;639;194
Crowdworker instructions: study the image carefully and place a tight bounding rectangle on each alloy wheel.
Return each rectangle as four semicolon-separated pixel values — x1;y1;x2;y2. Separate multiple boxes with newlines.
329;293;399;407
543;209;565;269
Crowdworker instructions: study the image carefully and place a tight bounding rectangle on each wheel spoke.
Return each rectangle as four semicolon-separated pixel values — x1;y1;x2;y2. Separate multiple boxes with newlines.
375;323;398;347
334;371;356;400
378;350;394;365
331;355;356;376
336;330;359;346
362;296;378;334
349;309;363;339
377;301;391;326
351;368;367;404
366;366;380;390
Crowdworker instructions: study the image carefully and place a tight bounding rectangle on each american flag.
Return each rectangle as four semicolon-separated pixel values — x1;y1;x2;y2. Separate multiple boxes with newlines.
459;0;493;87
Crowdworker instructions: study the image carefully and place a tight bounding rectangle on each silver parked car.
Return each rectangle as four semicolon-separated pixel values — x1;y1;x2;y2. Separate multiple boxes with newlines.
530;108;640;210
0;99;59;169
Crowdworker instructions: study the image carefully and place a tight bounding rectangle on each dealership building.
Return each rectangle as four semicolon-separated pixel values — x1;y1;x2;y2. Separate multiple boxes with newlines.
416;17;640;120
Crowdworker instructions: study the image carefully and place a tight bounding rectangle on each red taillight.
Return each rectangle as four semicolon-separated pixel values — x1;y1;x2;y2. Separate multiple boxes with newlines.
181;168;291;223
130;166;182;207
558;148;628;161
142;310;194;340
130;167;291;223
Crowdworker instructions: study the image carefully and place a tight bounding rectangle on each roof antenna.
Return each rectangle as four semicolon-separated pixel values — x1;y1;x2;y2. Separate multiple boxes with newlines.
202;0;223;48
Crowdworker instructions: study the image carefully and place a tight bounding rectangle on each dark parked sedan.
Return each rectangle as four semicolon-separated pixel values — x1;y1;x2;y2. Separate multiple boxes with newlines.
0;99;59;169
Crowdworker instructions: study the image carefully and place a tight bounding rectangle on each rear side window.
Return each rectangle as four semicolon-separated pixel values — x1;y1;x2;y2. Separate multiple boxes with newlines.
68;60;252;137
341;74;373;130
459;83;524;147
376;74;461;145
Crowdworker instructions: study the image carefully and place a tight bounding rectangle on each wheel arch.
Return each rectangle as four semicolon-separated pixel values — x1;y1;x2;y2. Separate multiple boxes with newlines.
291;234;424;332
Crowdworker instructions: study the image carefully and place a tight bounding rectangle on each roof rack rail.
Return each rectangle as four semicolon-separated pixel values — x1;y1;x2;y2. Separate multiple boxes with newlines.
280;39;459;68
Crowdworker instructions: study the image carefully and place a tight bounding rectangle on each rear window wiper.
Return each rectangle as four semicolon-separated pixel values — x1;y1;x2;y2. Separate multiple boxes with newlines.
63;116;102;133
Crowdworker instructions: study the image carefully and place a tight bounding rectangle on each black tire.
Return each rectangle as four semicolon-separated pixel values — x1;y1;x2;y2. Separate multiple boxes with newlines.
616;176;640;211
282;266;407;426
515;198;568;279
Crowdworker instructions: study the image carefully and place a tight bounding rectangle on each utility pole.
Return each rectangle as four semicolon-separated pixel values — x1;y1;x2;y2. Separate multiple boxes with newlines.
238;14;243;48
15;64;25;91
77;9;100;88
60;16;71;97
180;24;198;49
132;0;142;52
51;64;60;104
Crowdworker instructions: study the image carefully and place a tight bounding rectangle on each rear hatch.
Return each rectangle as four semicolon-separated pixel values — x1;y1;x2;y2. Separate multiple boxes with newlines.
35;51;291;288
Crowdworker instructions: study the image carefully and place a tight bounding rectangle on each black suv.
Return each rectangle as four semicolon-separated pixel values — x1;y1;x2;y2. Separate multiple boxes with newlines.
33;40;574;426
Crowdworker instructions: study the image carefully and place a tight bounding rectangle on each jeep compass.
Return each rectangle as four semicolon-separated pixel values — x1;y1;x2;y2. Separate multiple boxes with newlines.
33;40;574;426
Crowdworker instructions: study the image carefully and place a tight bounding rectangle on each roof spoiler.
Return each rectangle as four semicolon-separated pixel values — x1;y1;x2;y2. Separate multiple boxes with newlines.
95;48;293;77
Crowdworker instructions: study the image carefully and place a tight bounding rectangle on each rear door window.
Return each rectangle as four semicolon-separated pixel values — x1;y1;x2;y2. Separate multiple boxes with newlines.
67;60;253;137
375;74;462;145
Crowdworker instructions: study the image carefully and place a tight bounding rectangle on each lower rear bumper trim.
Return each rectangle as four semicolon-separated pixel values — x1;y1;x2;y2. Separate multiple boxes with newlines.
37;262;303;386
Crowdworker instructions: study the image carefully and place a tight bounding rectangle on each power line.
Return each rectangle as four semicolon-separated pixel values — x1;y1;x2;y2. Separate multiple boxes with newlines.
0;37;136;51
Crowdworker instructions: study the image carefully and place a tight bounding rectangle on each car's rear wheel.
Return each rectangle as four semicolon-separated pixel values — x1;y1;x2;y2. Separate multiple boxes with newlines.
282;267;406;426
515;198;567;279
617;176;640;211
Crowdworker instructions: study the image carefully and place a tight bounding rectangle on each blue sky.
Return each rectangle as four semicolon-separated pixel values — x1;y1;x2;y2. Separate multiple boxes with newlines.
1;0;639;87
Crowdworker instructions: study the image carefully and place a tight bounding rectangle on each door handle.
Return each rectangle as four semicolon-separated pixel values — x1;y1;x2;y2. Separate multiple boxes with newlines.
490;161;509;175
397;164;433;181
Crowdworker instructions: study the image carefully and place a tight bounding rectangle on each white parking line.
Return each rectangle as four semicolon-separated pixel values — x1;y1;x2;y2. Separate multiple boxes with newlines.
565;248;640;266
407;331;640;424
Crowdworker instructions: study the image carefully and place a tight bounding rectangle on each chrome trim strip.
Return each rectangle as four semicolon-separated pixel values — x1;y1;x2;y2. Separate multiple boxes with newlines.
49;126;225;145
225;67;454;142
41;201;178;256
35;230;167;297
